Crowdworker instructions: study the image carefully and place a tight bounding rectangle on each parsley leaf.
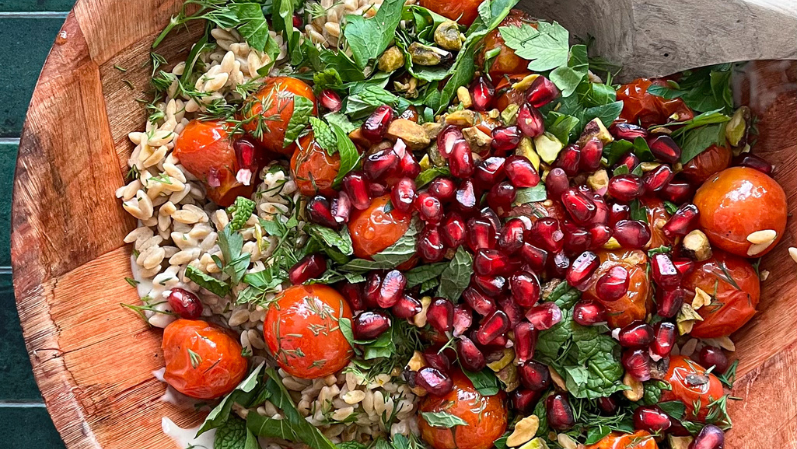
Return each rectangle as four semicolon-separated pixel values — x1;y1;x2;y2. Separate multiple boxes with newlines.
499;21;569;72
218;226;251;285
549;44;589;97
343;0;405;69
647;64;733;113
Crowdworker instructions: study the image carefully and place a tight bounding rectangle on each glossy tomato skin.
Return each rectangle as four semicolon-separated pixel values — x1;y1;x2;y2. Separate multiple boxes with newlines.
585;431;658;449
162;319;248;399
479;10;536;79
419;370;508;449
694;167;787;257
290;132;341;196
583;250;650;328
681;250;760;338
173;120;255;207
348;195;413;259
680;144;732;185
242;76;317;155
264;284;353;379
641;198;673;249
418;0;483;27
616;78;694;128
661;356;724;422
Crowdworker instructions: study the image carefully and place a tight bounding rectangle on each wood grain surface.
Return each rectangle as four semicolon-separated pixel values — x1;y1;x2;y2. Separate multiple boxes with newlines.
10;1;797;447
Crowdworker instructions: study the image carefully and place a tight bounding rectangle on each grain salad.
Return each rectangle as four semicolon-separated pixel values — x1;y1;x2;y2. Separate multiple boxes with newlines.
116;0;785;448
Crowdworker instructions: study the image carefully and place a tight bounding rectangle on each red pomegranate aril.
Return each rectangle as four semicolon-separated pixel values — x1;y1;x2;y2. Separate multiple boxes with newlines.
487;181;516;210
363;147;399;180
651;321;676;358
441;212;467;248
662;203;700;238
660;179;693;204
457;336;486;371
608;174;645;203
618;322;654;349
418;225;446;262
548;251;571;278
452;304;473;337
416;367;453;396
474;156;507;187
449;140;475;178
399;150;421;178
545;168;570;201
504;155;539;188
428;178;456;202
391;177;416;213
427;298;454;333
361;105;394;142
492;126;521;153
319;89;342;112
474;249;515;277
233;138;257;171
423;348;451;373
608;203;631;226
514;322;538;364
622;348;652;381
511;389;541;414
377;269;406;308
462;287;497;316
698;346;730;374
466;218;497;252
475;310;510;346
473;275;506;296
498;218;526;254
634;406;671;433
479;207;502;233
520;243;548;272
648;135;682;164
288;254;327;284
509;271;541;308
546;393;575;431
566;251;599;287
167;288;203;319
657;287;685;318
531;218;565;253
592;195;609;225
517;103;545;137
588;224;613;249
368;181;388;198
363;272;382;308
562;221;591;255
392;294;422;319
642;164;674;192
526;76;559;108
613;220;651;249
498;295;523;326
307;196;339;228
292;13;304;28
338;281;365;311
735;153;773;175
580;137;604;172
616;152;640;172
597;396;618;414
415;192;443;224
689;424;725;449
437;125;464;159
556;145;582;176
611;123;648;141
353;310;392;339
596;265;630;301
331;191;352;224
573;300;607;326
519;360;551;391
470;76;495;111
454;179;478;213
651;253;681;289
561;188;596;224
525;302;562;330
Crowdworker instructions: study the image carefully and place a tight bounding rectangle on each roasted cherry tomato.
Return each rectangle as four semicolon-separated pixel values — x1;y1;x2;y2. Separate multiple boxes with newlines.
694;166;787;258
290;132;341;196
586;430;658;449
241;76;317;155
418;0;483;27
495;72;532;112
173;120;256;207
162;319;248;399
641;198;673;250
418;370;508;449
348;195;413;259
616;78;694;128
583;250;650;328
660;356;724;422
399;105;420;123
680;144;732;185
681;250;760;338
478;10;535;79
263;284;353;379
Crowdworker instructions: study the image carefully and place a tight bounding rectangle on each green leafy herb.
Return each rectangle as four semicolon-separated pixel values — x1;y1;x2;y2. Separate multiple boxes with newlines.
342;219;421;271
331;123;361;187
462;369;500;396
405;262;448;288
664;201;679;215
647;64;733;113
125;277;139;287
437;247;473;302
197;363;266;436
218;226;251;285
629;199;648;222
513;184;547;205
549;44;589;97
499;21;569;72
415;167;451;188
214;416;259;449
679;124;725;163
343;0;405;69
310;117;338;153
718;360;739;388
186;265;230;297
307;224;354;256
283;95;314;148
232;3;271;52
658;400;687;420
420;411;468;428
187;348;202;368
545;111;581;145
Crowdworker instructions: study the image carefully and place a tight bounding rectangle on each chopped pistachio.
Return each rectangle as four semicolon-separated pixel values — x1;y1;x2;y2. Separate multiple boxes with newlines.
378;46;405;72
603;237;622;250
548;366;567;391
463;126;491;152
445;109;477;126
518;437;550;449
427;143;447;167
512;73;540;91
516;137;540;170
639;162;661;172
507;415;540;447
501;103;519;125
409;42;451;66
668;435;694;449
576;118;614;147
386;119;430;150
434;20;463;51
726;106;751;147
495;363;519;392
683;229;712;261
692;287;712;310
622;372;644;401
419;154;432;171
407;351;426;371
456;86;472;108
677;303;704;335
422;122;444;140
487;348;515;372
534;132;565;164
587;169;609;192
413;296;432;327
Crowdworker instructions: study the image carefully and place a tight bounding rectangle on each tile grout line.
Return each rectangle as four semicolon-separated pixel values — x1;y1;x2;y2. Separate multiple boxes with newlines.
0;12;69;19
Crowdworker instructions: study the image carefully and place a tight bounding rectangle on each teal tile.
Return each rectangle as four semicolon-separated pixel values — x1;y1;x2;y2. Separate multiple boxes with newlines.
0;275;42;402
0;143;16;267
0;18;65;137
0;406;65;448
0;1;74;12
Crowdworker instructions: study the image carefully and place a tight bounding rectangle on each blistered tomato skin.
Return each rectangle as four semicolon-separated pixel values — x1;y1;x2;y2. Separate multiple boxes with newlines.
348;195;413;259
418;0;483;26
173;120;255;207
585;430;658;449
616;78;694;128
242;76;317;155
681;250;760;338
162;319;248;399
418;370;508;449
290;132;341;197
479;10;536;79
263;285;353;379
694;167;787;257
641;198;672;249
661;356;724;422
680;144;732;184
583;251;650;328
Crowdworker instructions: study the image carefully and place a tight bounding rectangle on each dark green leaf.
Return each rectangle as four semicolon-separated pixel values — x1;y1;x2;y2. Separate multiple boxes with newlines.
437;247;473;302
469;0;520;34
632;137;655;162
283;95;314;148
513;184;547;205
185;265;230;298
462;369;500;396
664;201;679;215
307;224;354;256
603;140;633;166
629;199;648;222
415;167;451;188
319;50;366;82
585;425;612;445
331;123;362;187
230;3;271;52
647;65;733;113
420;411;468;428
659;400;687;420
344;0;405;69
215;416;248;449
341;219;421;271
405;262;448;288
325;111;362;134
310;117;338;154
197;363;265;435
313;68;343;91
549;44;589;97
545;111;580;145
679;124;725;163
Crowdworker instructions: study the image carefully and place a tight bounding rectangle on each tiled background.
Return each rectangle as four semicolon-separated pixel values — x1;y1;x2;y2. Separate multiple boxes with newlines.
0;1;75;448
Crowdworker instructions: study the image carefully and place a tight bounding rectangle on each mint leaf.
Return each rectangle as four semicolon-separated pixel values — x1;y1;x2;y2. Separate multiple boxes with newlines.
603;140;633;166
197;363;265;436
421;411;468;428
230;3;271;52
647;64;733;113
544;111;580;145
307;224;354;256
513;184;547;205
468;0;520;35
415;167;451;188
325;111;362;134
341;218;421;271
658;400;687;419
215;417;248;449
331;123;361;187
343;0;404;69
186;265;230;297
437;246;473;302
679;124;725;163
499;21;569;72
462;369;500;396
310;117;338;154
313;68;343;91
405;262;448;288
282;95;314;148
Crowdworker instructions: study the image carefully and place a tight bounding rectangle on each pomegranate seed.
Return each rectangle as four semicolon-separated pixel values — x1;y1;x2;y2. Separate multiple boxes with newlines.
399;150;421;178
612;123;648;141
392;294;422;319
457;336;486;371
475;310;510;346
616;153;640;172
580;138;604;172
167;288;203;319
504;155;540;188
361;105;393;142
473;275;506;296
735;153;773;175
548;251;571;278
525;302;562;330
466;218;497;252
454;180;478;213
415;192;443;224
698;346;730;374
509;271;541;307
634;406;671;433
672;258;695;276
353;310;391;340
416;367;453;396
498;295;524;326
670;419;693;437
519;360;551;391
319;89;342;112
423;348;451;373
470;76;495;111
288;254;327;284
427;298;454;333
651;321;676;358
561;188;596;224
331;191;352;224
307;195;338;228
608;203;630;226
511;389;541;414
555;145;582;176
566;251;599;287
690;425;725;449
546;393;575;431
498;218;526;254
608;174;645;202
622;348;651;381
592;195;609;225
573;300;606;326
531;218;565;253
651;253;681;289
462;287;497;316
441;212;467;248
545;168;570;201
487;181;516;210
418;225;446;262
517;103;545;137
657;287;684;318
618;322;654;348
562;221;591;255
514;322;538;364
642;164;674;192
377;270;406;308
233;138;257;171
588;224;613;249
428;178;456;202
473;249;516;276
527;76;559;108
292;13;304;28
363;272;382;308
474;156;507;188
452;304;473;336
597;396;618;414
613;220;651;249
596;266;629;301
363;147;399;180
660;179;693;204
368;181;388;198
479;207;502;233
338;282;365;311
662;204;700;238
438;126;464;159
520;243;548;271
648;135;682;164
491;126;521;153
390;178;416;213
449;140;475;178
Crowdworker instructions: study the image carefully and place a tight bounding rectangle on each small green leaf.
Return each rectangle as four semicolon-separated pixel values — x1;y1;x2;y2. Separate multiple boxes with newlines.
283;95;314;148
405;262;448;288
331;123;361;187
307;224;354;256
310;117;338;154
513;184;547;206
185;265;230;298
658;400;687;420
679;124;725;163
415;167;451;188
437;246;473;302
462;369;500;396
420;411;468;428
499;22;570;72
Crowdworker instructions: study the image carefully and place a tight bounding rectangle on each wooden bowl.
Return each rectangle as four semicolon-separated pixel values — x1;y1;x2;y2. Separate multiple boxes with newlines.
10;1;797;447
